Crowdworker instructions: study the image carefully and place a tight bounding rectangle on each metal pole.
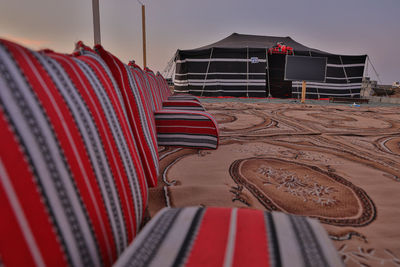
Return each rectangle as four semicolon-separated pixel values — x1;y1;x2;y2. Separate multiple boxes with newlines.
92;0;101;45
266;48;271;98
142;5;147;68
246;47;249;97
200;48;214;97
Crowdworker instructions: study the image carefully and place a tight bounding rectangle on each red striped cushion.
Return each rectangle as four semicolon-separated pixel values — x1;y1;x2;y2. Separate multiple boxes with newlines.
0;39;147;266
129;62;156;113
129;67;219;149
154;72;170;100
144;68;163;111
114;207;343;267
94;45;159;187
155;110;219;149
155;72;201;103
162;100;205;111
148;69;205;112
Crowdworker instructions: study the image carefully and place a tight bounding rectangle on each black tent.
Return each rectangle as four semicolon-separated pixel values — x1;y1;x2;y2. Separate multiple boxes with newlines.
174;33;367;99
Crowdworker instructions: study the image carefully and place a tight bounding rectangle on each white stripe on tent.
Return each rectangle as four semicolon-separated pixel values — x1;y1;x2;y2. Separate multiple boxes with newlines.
292;91;361;96
176;58;267;63
184;89;267;93
292;81;362;87
178;79;265;83
292;85;362;90
293;82;362;89
326;63;365;68
174;82;266;87
176;60;363;67
326;76;363;80
175;72;266;76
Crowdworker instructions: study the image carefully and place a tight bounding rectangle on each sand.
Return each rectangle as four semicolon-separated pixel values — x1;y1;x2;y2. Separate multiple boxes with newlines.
149;101;400;267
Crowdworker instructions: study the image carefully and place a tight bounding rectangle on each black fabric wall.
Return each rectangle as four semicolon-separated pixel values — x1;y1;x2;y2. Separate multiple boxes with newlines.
175;48;267;97
175;48;366;99
291;51;366;99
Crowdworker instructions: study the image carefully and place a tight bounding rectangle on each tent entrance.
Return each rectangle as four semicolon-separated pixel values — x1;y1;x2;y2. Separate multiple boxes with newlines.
266;54;292;98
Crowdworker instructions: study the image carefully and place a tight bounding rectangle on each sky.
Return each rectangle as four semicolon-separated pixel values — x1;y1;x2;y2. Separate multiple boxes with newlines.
0;0;399;84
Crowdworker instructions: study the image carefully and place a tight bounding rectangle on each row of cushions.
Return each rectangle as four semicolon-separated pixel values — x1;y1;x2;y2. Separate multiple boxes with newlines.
91;44;160;188
154;71;200;103
95;43;219;183
0;39;148;266
144;67;205;112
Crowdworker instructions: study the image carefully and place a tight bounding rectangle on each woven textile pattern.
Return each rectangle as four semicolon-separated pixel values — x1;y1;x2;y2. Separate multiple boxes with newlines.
94;45;159;187
114;207;343;267
155;109;219;149
0;39;148;266
155;73;203;109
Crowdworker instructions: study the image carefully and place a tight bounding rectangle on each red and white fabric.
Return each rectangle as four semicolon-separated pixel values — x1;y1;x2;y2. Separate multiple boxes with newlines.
93;44;159;187
155;72;201;103
115;207;344;267
144;68;206;112
0;39;342;267
155;109;219;149
128;64;219;150
0;39;148;266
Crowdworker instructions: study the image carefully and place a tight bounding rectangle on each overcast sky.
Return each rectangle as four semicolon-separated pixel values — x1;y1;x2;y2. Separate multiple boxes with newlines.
0;0;399;83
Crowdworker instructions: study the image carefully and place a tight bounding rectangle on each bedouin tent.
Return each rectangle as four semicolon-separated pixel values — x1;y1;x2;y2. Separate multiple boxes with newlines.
173;33;367;99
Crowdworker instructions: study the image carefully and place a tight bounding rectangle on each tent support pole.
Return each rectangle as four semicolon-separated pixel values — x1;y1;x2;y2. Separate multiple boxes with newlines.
201;47;213;97
367;56;381;83
246;46;249;98
141;4;147;68
92;0;101;45
339;55;353;97
308;50;320;100
368;56;388;96
292;49;299;101
266;48;271;98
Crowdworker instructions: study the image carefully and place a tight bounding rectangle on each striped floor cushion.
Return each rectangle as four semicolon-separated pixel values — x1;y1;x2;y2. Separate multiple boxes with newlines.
93;44;160;187
115;207;343;267
162;99;206;111
155;110;219;149
155;72;201;103
0;39;148;266
130;66;219;150
128;62;156;116
144;67;164;111
167;95;201;102
145;68;205;112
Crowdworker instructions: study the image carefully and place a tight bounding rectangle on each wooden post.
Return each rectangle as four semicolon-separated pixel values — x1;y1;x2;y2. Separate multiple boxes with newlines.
301;80;306;103
92;0;101;45
142;5;147;68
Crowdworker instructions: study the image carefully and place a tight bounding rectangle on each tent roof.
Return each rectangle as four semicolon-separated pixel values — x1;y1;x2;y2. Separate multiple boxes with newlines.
182;33;331;54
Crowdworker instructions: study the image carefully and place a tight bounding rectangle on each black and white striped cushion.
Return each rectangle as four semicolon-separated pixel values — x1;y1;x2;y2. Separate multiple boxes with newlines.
115;207;344;267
